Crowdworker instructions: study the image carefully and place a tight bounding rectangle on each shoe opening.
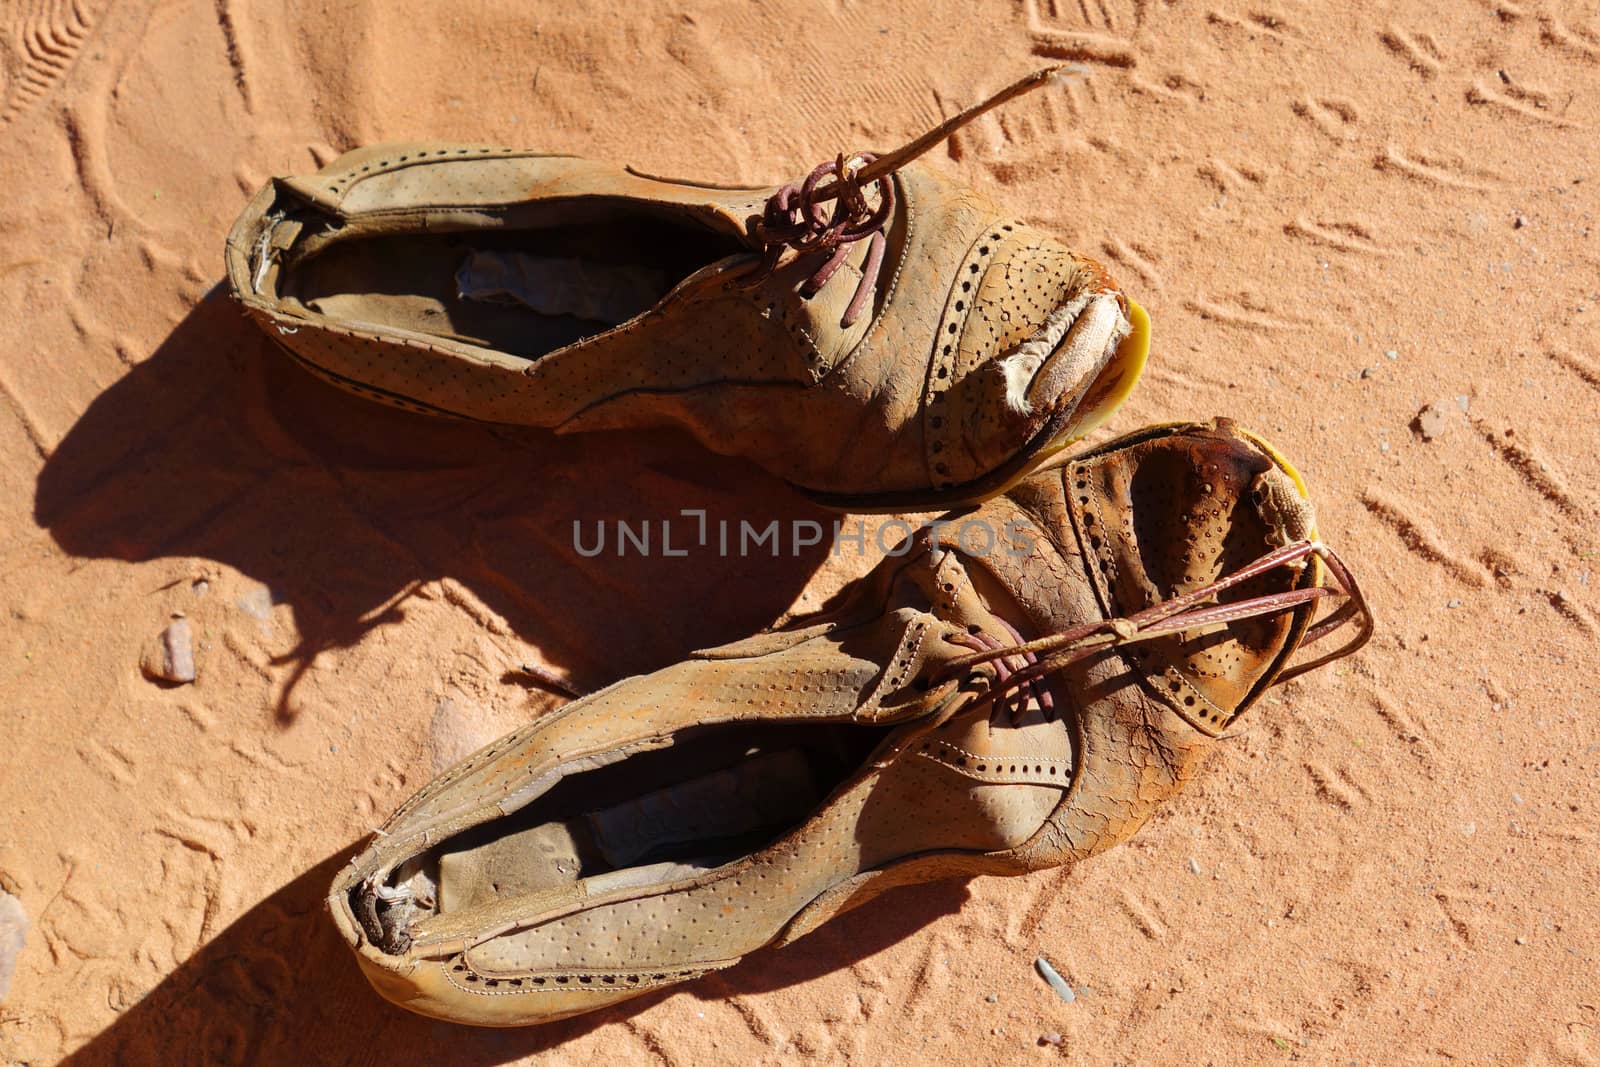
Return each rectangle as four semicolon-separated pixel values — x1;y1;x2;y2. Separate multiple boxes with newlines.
276;202;750;360
353;718;895;954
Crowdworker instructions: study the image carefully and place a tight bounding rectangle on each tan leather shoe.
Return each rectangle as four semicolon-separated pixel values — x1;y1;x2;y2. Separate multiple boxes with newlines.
326;420;1369;1025
225;70;1149;509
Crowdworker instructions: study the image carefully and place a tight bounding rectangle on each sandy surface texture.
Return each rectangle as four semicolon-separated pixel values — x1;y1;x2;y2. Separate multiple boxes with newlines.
2;1;1598;1064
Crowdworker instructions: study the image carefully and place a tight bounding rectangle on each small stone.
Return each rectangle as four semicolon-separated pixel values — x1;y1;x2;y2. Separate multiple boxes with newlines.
1514;215;1527;229
1515;936;1526;945
237;586;274;621
1384;349;1399;361
1446;598;1462;609
1034;956;1076;1003
1413;402;1452;441
430;695;522;774
192;578;210;597
1360;366;1376;379
986;993;998;1003
0;891;26;1003
1040;1031;1064;1046
1188;857;1202;875
140;618;196;684
1456;395;1471;412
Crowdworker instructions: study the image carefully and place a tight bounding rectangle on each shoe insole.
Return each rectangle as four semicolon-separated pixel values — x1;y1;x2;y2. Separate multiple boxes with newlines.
283;214;742;359
435;748;820;915
454;251;670;325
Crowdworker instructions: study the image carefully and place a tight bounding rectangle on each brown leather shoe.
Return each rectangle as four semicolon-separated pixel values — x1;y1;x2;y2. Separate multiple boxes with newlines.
326;419;1369;1025
225;70;1149;510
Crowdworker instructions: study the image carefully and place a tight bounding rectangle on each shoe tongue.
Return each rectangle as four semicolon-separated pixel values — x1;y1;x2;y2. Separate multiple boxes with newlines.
917;706;1076;788
1066;420;1318;733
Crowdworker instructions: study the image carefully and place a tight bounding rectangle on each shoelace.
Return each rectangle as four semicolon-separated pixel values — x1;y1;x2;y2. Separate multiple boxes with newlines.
947;616;1055;724
744;153;894;327
932;539;1373;725
737;64;1086;326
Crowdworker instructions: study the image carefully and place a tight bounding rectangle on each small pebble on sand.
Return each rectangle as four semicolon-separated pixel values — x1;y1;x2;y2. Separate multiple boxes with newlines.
1413;402;1452;441
0;892;26;1003
236;586;274;621
141;617;196;684
1040;1031;1063;1046
430;696;497;774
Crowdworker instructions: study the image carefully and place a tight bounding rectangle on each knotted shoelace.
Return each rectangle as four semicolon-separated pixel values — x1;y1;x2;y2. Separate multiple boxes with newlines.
930;538;1373;725
737;64;1086;326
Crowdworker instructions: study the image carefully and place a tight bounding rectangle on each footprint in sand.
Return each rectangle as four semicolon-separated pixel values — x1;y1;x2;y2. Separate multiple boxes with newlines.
0;0;100;126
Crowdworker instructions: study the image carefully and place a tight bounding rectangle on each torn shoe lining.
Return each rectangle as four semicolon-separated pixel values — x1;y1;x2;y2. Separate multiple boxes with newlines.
282;210;745;359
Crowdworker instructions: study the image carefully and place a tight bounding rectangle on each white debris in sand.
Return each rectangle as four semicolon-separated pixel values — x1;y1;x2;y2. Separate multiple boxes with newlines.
0;892;27;1003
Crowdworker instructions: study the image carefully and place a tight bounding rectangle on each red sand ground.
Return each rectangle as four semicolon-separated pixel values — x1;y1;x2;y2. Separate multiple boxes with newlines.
1;2;1597;1064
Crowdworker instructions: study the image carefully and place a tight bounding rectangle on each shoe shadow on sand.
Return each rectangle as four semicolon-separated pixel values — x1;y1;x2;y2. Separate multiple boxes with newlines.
35;287;840;704
57;844;970;1066
39;289;973;1062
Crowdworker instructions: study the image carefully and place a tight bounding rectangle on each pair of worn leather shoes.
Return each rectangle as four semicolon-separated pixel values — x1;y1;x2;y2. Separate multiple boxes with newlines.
228;69;1370;1026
